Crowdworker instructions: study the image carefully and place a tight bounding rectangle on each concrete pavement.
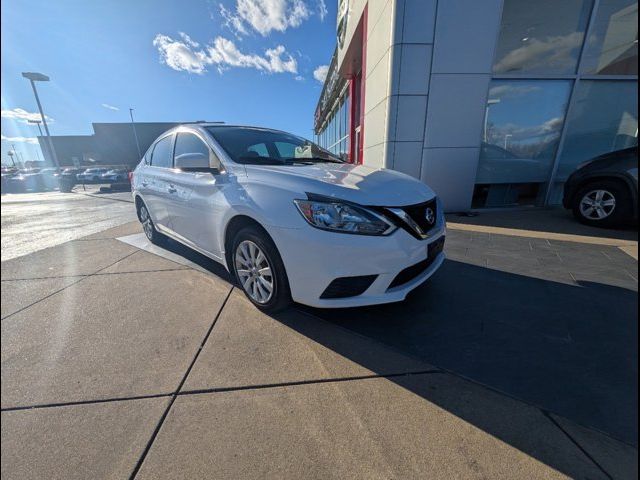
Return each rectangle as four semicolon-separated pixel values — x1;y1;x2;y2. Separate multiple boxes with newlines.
1;188;136;261
1;214;637;479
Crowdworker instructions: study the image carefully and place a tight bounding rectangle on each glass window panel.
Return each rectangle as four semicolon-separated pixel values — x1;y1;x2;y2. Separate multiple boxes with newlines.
337;101;342;141
477;80;572;185
338;99;343;139
150;135;173;168
174;132;214;166
493;0;592;74
343;96;348;138
581;0;638;74
247;143;269;157
274;142;297;158
329;115;334;146
556;80;638;180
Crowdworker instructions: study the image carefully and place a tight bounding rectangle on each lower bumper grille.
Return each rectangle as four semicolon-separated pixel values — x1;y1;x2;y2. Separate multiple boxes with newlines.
387;236;445;290
320;275;378;299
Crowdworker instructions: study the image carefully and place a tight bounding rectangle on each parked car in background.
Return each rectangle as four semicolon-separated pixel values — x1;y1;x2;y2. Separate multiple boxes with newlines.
563;146;638;227
1;167;18;193
132;124;446;312
77;167;109;183
58;167;84;192
39;168;60;191
101;169;129;183
6;168;45;192
60;167;83;180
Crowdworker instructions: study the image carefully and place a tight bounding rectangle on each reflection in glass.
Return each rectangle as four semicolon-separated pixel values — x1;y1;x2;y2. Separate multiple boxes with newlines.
581;0;638;74
477;80;572;186
493;0;592;74
556;81;637;181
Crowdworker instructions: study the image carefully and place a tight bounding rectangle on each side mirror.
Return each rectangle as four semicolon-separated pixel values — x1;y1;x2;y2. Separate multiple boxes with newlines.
174;152;210;169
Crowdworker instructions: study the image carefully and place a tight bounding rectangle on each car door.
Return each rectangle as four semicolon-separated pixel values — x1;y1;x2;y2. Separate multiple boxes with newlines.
165;131;227;260
143;133;175;231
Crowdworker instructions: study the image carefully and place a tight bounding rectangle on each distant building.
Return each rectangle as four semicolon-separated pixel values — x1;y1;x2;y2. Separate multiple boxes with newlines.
315;0;638;211
38;122;180;168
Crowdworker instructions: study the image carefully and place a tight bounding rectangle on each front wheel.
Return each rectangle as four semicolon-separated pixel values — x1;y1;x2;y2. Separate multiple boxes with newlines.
572;180;632;228
232;226;291;312
139;202;167;246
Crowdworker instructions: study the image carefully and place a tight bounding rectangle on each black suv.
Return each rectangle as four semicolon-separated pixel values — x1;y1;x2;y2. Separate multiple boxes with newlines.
563;146;638;227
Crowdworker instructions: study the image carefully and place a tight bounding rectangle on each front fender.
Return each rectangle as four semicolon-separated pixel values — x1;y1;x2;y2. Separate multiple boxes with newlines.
225;180;308;230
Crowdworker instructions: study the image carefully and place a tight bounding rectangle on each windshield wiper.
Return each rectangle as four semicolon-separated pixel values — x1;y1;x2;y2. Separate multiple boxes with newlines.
236;156;288;165
283;156;344;164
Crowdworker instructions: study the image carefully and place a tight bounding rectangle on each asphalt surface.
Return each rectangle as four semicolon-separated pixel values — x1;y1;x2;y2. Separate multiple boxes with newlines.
1;188;136;261
1;202;638;479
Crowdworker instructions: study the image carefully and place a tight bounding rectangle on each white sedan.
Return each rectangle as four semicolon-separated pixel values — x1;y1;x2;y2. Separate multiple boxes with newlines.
132;124;445;311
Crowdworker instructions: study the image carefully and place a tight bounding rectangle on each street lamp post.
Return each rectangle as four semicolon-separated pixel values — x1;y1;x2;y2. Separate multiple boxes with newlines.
483;98;501;142
21;72;60;171
504;134;513;150
11;144;24;167
27;119;49;164
28;119;44;137
129;108;142;159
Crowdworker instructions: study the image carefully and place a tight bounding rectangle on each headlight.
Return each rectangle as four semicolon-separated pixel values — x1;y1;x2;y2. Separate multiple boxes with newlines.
294;199;396;235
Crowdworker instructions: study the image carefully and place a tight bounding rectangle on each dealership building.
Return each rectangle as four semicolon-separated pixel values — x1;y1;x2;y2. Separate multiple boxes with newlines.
38;122;179;169
314;0;638;211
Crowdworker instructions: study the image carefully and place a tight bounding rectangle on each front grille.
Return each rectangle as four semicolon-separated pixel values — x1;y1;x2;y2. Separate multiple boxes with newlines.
401;198;438;235
377;198;439;240
320;275;378;299
387;236;445;289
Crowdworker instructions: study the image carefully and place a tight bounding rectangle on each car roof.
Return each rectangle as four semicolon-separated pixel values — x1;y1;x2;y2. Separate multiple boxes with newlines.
175;123;288;133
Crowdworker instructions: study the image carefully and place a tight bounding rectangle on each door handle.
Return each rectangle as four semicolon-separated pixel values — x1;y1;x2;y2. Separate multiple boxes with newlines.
168;185;177;194
141;181;148;187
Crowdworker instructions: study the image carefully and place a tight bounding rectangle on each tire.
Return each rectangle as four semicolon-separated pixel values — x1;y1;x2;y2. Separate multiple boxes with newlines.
572;179;632;228
231;225;291;312
138;201;168;246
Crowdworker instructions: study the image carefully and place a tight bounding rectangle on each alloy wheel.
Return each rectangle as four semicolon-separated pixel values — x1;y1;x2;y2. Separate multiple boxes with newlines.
140;205;154;240
579;189;616;220
235;240;274;304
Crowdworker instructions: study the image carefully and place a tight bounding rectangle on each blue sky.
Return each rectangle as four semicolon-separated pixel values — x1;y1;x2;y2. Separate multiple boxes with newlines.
1;0;336;165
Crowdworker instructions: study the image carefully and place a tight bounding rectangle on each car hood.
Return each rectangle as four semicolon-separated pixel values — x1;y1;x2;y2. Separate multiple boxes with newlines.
243;162;435;206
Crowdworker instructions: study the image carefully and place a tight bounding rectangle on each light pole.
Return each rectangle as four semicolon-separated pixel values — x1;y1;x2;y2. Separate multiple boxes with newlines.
11;144;24;167
22;72;60;171
28;119;49;164
504;134;513;150
129;108;142;159
28;119;44;137
483;98;501;142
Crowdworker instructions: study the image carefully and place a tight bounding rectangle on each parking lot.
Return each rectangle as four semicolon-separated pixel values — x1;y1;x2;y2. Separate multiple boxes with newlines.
1;188;136;261
1;195;638;479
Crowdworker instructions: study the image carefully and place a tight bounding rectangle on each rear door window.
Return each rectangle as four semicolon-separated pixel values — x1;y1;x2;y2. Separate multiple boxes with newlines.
150;135;174;168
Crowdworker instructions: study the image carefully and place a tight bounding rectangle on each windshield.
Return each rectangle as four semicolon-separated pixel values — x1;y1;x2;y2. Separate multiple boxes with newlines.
206;126;343;165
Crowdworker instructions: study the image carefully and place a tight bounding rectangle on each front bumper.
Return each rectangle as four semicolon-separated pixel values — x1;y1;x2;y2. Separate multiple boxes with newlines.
268;222;446;308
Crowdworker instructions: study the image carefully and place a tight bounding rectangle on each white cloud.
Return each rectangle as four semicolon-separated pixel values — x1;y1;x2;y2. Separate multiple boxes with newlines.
488;84;542;100
153;33;298;75
317;0;327;21
1;134;39;145
220;0;329;36
1;108;53;124
153;34;211;74
494;32;583;73
101;103;119;111
489;116;564;142
313;64;329;83
220;4;248;36
294;75;304;81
